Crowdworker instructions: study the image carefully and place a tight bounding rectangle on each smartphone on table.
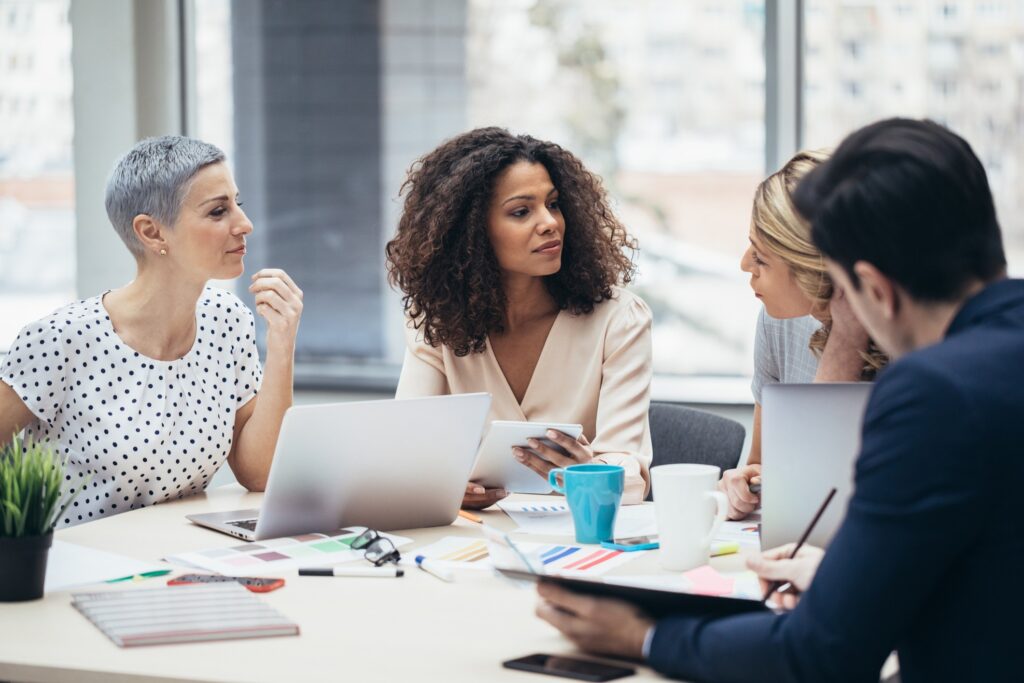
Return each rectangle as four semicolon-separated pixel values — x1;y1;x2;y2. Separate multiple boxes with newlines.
503;654;634;681
167;573;285;593
600;535;659;552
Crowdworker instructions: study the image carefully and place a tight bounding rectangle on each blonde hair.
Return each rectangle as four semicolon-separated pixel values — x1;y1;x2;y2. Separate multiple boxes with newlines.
752;149;886;379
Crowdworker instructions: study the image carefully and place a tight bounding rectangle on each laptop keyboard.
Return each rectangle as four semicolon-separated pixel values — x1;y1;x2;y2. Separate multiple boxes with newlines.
227;519;259;531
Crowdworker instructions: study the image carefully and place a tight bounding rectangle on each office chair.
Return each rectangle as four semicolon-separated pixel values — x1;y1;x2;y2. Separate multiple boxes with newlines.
647;401;747;501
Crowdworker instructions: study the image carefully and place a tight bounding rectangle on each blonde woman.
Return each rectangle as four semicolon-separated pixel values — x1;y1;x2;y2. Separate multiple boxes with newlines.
720;150;886;520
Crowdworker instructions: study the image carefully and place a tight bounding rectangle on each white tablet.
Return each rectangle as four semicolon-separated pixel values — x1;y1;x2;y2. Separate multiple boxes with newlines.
469;421;584;494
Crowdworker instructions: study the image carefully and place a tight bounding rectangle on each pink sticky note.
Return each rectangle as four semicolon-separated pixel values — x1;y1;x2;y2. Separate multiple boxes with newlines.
682;565;735;596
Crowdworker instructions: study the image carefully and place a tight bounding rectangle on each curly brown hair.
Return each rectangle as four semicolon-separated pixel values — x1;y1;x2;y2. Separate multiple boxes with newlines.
386;127;638;356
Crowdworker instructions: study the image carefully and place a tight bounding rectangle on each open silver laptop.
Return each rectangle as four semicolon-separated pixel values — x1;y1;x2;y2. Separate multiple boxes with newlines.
760;383;872;550
188;393;491;541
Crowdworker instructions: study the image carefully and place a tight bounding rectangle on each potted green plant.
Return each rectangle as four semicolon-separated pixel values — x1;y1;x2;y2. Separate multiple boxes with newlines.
0;437;86;601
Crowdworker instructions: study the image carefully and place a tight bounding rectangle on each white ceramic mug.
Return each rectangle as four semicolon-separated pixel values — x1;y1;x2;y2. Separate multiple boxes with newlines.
651;464;729;571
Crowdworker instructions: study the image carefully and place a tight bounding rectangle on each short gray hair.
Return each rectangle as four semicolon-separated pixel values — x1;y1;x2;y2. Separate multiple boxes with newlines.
105;135;226;257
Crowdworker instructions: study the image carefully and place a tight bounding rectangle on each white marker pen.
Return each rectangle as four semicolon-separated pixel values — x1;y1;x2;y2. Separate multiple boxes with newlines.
298;565;404;578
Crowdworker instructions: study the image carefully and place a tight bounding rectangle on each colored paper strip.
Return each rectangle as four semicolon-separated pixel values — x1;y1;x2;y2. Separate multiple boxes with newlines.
541;547;581;565
572;550;622;571
443;542;487;562
561;549;606;570
460;549;490;563
540;545;566;559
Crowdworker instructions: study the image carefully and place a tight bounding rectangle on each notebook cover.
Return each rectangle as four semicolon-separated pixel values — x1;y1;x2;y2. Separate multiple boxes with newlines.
72;583;299;647
496;567;769;618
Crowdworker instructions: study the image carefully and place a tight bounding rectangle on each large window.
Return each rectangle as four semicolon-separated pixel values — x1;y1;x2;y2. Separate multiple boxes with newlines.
52;0;1021;390
469;1;766;376
803;0;1024;271
0;0;75;345
192;0;767;381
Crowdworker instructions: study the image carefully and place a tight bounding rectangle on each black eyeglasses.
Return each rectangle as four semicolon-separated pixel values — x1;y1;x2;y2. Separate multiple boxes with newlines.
350;529;401;567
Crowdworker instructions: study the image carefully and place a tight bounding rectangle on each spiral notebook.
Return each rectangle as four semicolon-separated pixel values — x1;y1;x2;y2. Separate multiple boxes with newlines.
72;583;299;647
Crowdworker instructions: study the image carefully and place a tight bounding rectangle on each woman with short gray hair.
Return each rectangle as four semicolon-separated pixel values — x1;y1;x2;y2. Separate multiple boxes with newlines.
0;135;303;527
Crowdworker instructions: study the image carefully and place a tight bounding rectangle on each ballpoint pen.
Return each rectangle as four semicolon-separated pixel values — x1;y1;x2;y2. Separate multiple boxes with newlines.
458;509;483;524
107;569;173;584
762;487;837;603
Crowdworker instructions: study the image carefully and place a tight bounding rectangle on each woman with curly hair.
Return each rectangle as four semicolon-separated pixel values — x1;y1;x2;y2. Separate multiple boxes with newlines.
719;149;887;520
386;127;652;508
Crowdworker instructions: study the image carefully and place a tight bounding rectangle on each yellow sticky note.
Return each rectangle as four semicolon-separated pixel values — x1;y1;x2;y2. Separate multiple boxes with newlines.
711;541;740;557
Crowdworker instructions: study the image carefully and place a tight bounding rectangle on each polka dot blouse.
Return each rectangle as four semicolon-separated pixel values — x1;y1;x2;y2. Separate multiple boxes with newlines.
0;286;262;528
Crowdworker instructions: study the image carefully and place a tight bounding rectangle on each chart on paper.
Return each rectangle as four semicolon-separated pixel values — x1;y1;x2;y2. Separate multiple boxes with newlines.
165;528;412;575
412;535;643;576
713;520;761;548
497;500;659;538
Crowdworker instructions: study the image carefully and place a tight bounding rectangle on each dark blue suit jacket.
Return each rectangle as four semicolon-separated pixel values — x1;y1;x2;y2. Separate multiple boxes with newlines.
648;279;1024;683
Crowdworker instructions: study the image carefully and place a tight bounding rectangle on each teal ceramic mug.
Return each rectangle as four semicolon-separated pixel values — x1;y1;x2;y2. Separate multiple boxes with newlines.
548;464;625;544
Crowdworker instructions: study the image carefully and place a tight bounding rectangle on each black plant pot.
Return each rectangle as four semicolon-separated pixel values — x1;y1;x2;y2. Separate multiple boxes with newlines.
0;532;53;601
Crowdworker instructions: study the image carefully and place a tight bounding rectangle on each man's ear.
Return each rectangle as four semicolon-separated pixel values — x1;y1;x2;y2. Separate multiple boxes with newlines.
852;261;900;319
133;214;168;256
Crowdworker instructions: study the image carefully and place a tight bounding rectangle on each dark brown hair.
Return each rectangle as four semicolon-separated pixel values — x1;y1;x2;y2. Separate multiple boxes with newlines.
386;127;637;356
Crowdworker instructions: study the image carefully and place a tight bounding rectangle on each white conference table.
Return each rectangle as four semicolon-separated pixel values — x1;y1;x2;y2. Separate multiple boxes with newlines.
0;486;751;683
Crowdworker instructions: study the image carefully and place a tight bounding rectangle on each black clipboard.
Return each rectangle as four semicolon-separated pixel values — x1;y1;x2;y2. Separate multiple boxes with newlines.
496;567;769;619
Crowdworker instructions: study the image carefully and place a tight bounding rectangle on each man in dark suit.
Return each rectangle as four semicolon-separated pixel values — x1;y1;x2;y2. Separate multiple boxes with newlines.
534;118;1022;682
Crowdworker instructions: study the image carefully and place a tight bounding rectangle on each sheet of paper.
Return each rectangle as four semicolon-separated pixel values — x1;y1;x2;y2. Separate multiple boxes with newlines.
164;528;412;576
45;541;167;592
414;535;645;576
498;500;658;538
407;536;493;572
714;520;762;548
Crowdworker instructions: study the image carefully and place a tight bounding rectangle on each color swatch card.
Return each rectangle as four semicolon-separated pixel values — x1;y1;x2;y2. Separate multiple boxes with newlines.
72;583;299;647
414;535;643;576
165;528;412;575
498;500;658;538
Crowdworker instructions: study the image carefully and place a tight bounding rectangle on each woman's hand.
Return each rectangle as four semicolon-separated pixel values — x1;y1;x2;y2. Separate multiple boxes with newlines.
815;285;871;382
514;430;594;481
462;483;508;510
719;464;761;520
249;268;303;351
747;543;825;609
827;285;869;347
230;269;302;491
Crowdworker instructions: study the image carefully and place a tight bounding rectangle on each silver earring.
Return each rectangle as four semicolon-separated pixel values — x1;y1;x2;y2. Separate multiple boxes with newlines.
159;249;167;255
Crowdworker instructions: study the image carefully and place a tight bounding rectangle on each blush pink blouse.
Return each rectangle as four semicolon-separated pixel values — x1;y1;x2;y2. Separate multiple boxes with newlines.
396;287;653;504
